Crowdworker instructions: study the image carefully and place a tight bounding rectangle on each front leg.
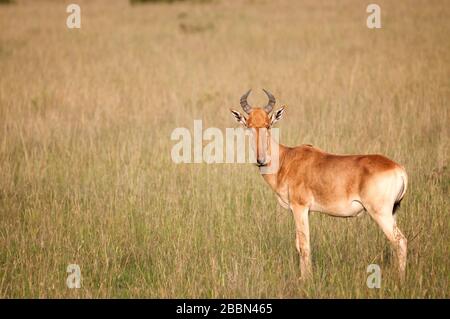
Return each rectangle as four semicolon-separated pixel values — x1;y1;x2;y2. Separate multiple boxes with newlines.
291;203;312;280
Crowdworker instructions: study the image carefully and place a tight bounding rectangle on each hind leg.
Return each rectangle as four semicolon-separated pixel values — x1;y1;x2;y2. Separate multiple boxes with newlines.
368;208;407;281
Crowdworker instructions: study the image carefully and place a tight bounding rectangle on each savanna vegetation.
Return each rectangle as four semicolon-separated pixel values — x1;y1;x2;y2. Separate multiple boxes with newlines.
0;0;448;298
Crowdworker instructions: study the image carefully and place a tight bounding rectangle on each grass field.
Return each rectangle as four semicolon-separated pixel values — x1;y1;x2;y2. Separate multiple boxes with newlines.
0;0;448;298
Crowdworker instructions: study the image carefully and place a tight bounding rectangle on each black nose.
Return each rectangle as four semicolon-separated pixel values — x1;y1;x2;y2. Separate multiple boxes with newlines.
257;159;265;165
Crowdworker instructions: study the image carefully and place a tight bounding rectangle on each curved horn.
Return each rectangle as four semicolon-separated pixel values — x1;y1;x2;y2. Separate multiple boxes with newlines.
262;89;276;113
240;89;252;114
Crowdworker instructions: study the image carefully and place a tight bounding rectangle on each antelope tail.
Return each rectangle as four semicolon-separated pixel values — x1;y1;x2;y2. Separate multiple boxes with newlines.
393;168;408;215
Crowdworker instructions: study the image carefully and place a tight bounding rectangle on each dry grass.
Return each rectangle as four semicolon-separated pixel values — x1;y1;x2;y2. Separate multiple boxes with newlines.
0;0;448;298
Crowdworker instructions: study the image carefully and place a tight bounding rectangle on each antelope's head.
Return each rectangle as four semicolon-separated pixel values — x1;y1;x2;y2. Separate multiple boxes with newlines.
230;89;285;167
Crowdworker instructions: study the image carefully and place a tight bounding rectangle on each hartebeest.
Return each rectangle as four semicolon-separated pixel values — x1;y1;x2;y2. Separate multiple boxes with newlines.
230;89;408;280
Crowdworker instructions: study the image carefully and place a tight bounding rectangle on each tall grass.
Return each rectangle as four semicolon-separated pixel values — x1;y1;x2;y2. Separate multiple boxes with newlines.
0;0;448;298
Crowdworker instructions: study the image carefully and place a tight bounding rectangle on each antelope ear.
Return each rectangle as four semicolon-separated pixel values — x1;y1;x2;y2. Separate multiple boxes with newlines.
270;106;286;126
230;109;247;127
